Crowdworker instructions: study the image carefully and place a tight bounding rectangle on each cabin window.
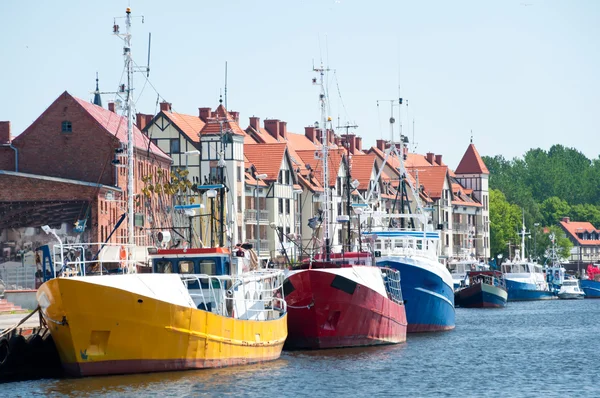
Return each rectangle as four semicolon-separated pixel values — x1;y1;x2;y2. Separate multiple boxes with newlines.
156;261;173;273
61;121;72;132
199;260;216;275
179;261;194;274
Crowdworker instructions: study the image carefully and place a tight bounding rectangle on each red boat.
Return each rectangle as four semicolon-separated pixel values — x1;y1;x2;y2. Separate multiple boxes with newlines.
283;253;407;349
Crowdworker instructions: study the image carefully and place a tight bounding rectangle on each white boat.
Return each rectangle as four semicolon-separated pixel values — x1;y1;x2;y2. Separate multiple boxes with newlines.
448;252;489;291
557;278;585;300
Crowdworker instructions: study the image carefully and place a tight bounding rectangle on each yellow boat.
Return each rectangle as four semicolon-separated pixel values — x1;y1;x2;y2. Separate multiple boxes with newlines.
36;245;287;377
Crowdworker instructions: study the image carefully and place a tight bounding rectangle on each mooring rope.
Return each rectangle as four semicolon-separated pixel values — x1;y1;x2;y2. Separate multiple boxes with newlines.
0;306;40;339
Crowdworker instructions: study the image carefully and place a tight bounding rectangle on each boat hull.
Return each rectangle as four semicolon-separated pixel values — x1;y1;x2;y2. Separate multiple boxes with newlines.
580;279;600;298
377;258;455;333
283;269;407;349
505;279;556;301
455;283;507;308
36;276;287;377
557;292;585;300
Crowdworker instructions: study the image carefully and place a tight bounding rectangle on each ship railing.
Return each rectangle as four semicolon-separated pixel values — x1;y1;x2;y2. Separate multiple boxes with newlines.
181;270;287;320
381;267;403;304
470;273;506;289
49;242;150;279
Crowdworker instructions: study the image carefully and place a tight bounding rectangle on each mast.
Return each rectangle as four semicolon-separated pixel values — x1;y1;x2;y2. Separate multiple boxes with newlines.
124;8;135;246
314;64;331;261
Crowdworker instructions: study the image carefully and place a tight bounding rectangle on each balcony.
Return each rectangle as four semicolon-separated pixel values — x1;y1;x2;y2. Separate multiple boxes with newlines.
246;239;269;253
258;210;269;222
244;209;257;222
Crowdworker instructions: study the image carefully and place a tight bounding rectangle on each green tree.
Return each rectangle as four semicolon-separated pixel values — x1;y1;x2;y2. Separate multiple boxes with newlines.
489;189;522;263
539;196;570;226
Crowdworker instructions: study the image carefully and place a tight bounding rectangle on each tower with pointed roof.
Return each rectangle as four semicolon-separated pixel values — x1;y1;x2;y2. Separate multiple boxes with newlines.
455;141;490;259
92;72;102;107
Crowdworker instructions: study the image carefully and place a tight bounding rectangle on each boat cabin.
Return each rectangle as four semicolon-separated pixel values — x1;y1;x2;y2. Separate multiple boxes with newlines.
467;270;506;289
501;262;544;276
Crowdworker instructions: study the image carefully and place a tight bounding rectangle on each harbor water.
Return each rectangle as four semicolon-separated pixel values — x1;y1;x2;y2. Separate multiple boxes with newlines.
7;299;600;397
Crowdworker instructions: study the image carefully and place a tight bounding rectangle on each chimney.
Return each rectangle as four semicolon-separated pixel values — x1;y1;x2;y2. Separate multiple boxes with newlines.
108;102;116;113
229;111;240;123
305;126;316;143
136;113;151;131
426;152;435;164
335;136;341;146
327;129;335;145
355;136;362;151
316;128;323;143
159;101;172;112
199;107;212;121
0;121;10;144
347;134;356;155
435;154;443;165
264;119;280;140
249;116;260;131
279;121;288;140
562;217;570;223
376;139;388;151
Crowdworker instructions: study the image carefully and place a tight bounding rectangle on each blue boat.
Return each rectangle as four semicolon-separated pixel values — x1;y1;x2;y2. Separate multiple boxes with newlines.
455;271;508;308
581;265;600;298
501;219;556;301
365;229;455;333
580;279;600;298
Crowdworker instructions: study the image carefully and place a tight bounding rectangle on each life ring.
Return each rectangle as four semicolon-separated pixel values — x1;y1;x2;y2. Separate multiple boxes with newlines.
119;246;127;270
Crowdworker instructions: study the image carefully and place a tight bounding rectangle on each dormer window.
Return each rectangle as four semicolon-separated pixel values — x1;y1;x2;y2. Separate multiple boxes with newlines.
61;121;72;132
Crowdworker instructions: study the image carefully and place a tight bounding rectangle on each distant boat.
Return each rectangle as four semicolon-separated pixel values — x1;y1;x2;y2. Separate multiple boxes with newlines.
448;251;489;291
502;219;555;301
455;270;507;308
557;278;585;300
581;265;600;298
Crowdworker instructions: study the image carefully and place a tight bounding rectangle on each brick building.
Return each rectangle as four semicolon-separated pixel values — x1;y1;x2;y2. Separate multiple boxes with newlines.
0;91;172;246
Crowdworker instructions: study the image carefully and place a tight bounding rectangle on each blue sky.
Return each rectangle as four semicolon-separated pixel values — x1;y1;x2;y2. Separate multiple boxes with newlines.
1;0;598;167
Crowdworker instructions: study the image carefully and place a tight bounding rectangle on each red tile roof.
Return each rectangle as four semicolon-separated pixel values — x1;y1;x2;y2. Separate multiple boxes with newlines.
559;220;600;246
72;95;170;162
451;183;482;207
162;111;205;143
287;132;318;150
245;125;279;144
244;143;288;182
199;105;246;136
455;144;489;175
349;153;377;190
407;166;448;199
295;148;345;188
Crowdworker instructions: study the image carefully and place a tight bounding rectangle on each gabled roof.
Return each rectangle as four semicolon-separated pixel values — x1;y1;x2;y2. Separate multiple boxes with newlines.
295;148;345;188
161;111;205;143
559;220;600;246
455;144;489;175
71;95;170;162
407;166;448;199
199;105;246;136
349;153;377;190
244;143;288;182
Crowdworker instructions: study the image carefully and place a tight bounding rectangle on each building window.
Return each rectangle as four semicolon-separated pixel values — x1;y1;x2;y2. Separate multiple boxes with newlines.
61;121;72;132
286;199;290;215
278;198;283;214
237;166;242;182
170;139;180;154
